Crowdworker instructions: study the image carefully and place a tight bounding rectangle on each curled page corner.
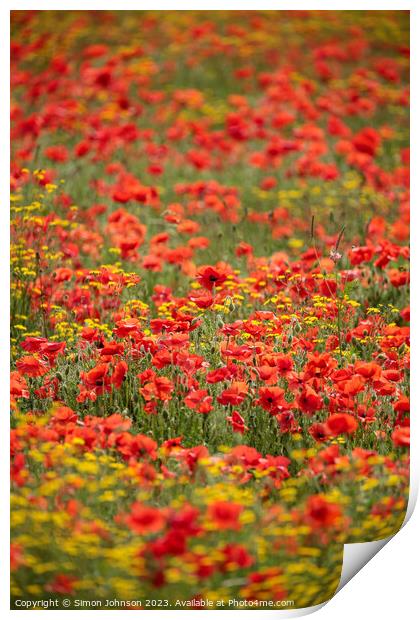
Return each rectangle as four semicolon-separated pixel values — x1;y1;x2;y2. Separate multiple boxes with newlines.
337;536;392;592
336;475;418;595
249;480;418;619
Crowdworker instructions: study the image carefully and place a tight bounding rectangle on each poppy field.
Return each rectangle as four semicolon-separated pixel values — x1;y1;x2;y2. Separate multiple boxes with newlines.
10;10;410;610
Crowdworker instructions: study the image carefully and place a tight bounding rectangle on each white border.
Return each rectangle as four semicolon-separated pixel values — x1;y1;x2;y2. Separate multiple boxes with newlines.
2;2;417;618
3;2;415;9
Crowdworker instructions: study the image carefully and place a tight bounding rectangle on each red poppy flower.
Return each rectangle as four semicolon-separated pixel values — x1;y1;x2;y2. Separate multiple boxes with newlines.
184;389;213;414
10;543;24;570
84;363;109;387
354;361;382;380
305;495;342;528
100;341;125;357
46;573;77;595
44;145;69;162
126;502;165;534
338;375;365;396
226;410;248;434
305;352;337;378
309;422;330;442
225;445;261;467
196;265;228;290
207;501;243;530
393;396;409;413
16;355;49;377
276;410;300;434
149;531;186;558
391;426;410;448
297;386;323;414
217;381;248;406
326;413;358;436
188;289;214;309
111;361;128;388
257;365;278;385
51;406;78;426
257;386;286;414
352;127;381;157
20;336;48;352
10;371;29;399
219;543;254;571
388;269;409;287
